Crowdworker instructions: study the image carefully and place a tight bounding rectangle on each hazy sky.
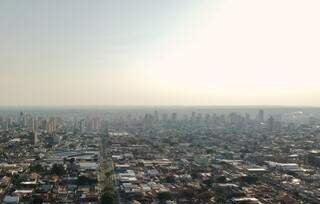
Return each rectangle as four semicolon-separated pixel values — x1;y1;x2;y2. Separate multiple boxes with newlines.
1;0;320;106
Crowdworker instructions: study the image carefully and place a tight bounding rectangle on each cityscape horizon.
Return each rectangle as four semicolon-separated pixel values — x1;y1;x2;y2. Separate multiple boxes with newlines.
2;0;320;203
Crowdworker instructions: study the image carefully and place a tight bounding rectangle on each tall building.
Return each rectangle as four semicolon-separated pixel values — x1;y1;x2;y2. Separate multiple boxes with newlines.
92;117;101;130
79;119;86;133
257;109;264;122
154;110;159;122
3;118;10;130
161;113;168;122
144;114;153;129
0;116;3;129
33;131;39;145
267;116;275;131
191;112;196;123
47;118;56;134
205;114;210;123
196;113;202;123
41;119;47;131
171;112;177;122
183;114;189;122
27;116;36;131
19;112;24;126
245;113;250;121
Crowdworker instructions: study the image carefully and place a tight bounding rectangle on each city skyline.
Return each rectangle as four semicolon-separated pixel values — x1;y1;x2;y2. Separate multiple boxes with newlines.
1;106;320;203
1;0;320;106
2;1;320;202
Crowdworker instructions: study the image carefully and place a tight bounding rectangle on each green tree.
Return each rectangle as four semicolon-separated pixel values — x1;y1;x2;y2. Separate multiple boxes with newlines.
101;185;115;204
77;175;97;185
30;164;44;173
105;170;113;179
101;193;115;204
215;176;227;183
158;191;173;204
50;163;66;176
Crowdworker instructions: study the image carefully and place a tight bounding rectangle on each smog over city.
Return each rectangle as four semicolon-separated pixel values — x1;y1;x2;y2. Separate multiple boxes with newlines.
1;0;320;203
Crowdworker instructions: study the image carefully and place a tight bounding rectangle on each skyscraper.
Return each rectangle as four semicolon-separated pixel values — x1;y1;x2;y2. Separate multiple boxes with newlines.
33;131;39;145
154;110;159;123
257;109;264;122
47;118;56;134
267;116;275;131
171;112;177;122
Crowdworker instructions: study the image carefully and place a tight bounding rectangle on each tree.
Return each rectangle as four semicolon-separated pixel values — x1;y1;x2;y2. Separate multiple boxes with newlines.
105;170;113;179
165;175;175;183
241;176;258;184
215;176;227;183
206;149;215;154
203;179;214;187
101;185;115;204
103;185;115;194
197;191;214;201
158;191;173;204
101;193;114;204
31;195;43;204
11;174;25;186
50;163;66;176
191;172;199;179
78;175;97;185
30;164;44;173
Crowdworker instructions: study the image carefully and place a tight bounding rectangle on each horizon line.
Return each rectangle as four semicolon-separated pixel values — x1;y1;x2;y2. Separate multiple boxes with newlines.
0;104;320;109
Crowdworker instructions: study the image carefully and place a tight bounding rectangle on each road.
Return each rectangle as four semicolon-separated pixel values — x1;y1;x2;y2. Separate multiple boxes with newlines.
100;133;122;204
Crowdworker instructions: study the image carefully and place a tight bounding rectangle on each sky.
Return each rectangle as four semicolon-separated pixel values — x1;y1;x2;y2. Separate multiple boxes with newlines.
1;0;320;107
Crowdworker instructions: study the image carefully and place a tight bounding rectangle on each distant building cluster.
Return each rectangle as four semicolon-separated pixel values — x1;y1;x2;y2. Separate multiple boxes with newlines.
0;107;320;203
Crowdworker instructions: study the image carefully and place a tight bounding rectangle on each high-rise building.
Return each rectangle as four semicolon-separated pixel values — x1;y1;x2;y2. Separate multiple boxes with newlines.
92;117;101;130
47;118;56;134
205;114;210;123
79;119;86;133
257;109;264;122
183;114;189;122
154;110;159;122
267;116;275;131
144;114;153;129
33;131;39;145
171;112;177;122
19;112;24;126
191;112;196;123
245;113;250;121
27;116;36;131
161;113;168;122
196;113;203;123
0;116;3;129
41;119;47;131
